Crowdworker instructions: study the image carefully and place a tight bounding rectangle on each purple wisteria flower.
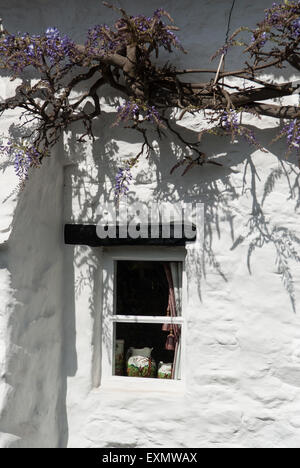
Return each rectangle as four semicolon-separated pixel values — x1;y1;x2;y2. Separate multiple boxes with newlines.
0;26;75;73
44;27;75;63
261;1;300;41
113;101;140;126
280;119;300;156
86;8;184;57
114;166;132;201
0;140;42;184
251;30;268;48
86;24;122;56
154;8;164;19
113;100;164;128
145;105;164;126
291;18;300;38
221;110;239;132
221;110;261;148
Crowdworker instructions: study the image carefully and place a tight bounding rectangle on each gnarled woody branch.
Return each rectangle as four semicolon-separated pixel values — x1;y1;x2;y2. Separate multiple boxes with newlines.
0;1;300;184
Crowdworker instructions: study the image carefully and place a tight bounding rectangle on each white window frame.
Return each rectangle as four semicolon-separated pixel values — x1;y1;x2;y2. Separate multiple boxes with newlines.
100;246;186;392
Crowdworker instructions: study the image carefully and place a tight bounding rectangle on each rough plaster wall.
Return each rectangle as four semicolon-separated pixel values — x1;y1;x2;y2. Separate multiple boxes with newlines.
0;84;65;445
0;0;300;449
0;144;65;447
62;0;300;449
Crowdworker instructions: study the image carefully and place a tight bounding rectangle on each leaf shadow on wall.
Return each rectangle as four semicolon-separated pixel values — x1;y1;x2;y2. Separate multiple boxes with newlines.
150;121;300;313
65;109;300;312
53;104;300;447
0;135;66;448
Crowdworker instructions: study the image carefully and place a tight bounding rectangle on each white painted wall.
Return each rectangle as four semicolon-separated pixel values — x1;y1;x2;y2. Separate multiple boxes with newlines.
0;0;300;448
0;140;65;448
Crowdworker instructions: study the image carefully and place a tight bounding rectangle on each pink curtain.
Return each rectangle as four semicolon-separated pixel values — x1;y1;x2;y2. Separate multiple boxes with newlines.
163;263;181;379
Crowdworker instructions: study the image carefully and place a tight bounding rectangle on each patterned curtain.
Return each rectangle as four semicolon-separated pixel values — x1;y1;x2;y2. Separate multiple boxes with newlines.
163;262;182;380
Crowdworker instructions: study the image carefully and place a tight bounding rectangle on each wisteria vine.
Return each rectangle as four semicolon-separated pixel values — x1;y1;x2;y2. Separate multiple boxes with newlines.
0;1;300;193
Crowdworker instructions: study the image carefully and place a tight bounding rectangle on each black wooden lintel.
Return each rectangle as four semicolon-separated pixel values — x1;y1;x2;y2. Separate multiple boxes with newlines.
64;224;196;247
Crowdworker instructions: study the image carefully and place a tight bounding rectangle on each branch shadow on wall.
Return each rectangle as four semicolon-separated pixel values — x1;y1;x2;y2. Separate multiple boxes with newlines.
0;133;67;448
150;122;300;312
1;0;299;449
3;102;297;446
65;108;300;308
2;102;300;446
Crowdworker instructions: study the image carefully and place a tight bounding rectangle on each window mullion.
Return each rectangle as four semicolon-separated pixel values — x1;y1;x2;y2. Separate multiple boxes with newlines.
111;315;184;324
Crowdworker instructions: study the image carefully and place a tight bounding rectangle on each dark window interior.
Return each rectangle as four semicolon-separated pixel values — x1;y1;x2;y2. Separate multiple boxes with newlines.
114;261;179;378
116;261;169;316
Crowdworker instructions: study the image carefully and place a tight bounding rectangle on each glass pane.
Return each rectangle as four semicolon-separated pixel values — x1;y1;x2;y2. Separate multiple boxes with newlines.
116;261;182;316
113;322;181;380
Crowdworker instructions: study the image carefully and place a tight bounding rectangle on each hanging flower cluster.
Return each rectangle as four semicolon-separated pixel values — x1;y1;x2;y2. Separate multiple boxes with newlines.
220;110;261;148
114;165;133;201
0;1;300;195
0;140;43;185
113;101;140;125
215;1;300;62
278;119;300;157
113;100;164;128
85;7;184;59
0;27;76;75
248;0;300;52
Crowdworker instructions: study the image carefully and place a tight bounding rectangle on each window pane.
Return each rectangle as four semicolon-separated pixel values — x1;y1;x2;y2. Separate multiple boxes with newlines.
116;261;169;316
114;322;182;380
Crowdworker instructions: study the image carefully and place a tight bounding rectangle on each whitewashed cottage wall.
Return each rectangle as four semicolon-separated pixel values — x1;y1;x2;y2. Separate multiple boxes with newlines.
0;0;300;448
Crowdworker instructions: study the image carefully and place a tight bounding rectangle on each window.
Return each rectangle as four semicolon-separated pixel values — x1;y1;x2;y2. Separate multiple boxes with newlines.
100;247;186;389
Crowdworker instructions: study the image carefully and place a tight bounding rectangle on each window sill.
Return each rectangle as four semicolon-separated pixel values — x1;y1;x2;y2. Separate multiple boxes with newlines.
97;376;185;395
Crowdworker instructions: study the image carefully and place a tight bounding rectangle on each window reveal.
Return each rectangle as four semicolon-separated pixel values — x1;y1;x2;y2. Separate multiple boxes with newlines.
113;260;183;380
